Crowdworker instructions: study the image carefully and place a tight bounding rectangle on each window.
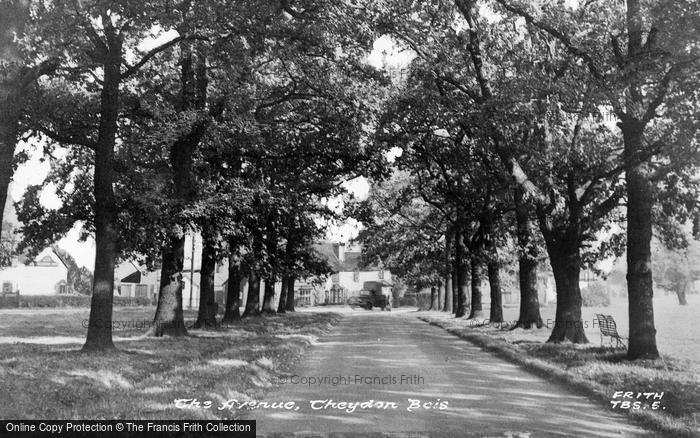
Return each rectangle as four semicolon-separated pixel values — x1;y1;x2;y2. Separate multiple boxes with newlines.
353;269;359;282
297;288;312;306
136;285;148;298
35;255;57;267
331;273;339;283
2;282;12;294
121;284;132;297
378;270;384;280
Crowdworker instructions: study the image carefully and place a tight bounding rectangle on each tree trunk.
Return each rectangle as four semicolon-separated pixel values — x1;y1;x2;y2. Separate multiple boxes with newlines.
151;235;188;336
454;228;469;317
243;271;261;317
262;212;278;314
285;277;296;312
488;259;503;323
151;42;206;337
625;140;659;358
277;278;288;313
193;235;217;329
622;0;659;360
429;286;438;310
444;229;453;312
513;187;543;329
261;277;277;314
468;258;485;319
0;84;20;234
437;281;445;310
221;258;242;323
83;38;122;352
546;244;588;343
0;3;52;236
451;271;458;315
675;282;688;306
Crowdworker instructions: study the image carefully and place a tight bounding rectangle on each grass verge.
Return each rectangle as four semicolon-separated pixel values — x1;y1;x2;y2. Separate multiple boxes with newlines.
0;308;340;419
417;313;699;438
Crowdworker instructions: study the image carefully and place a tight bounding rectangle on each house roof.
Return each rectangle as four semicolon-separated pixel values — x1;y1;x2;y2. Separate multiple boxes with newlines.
16;247;69;270
313;241;382;272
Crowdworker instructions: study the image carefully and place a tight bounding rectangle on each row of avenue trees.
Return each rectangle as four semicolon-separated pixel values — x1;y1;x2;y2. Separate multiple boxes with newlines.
1;0;387;351
357;0;699;359
0;0;698;360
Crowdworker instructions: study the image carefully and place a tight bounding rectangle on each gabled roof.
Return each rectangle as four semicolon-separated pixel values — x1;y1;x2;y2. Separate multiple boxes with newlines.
312;241;382;273
16;247;69;270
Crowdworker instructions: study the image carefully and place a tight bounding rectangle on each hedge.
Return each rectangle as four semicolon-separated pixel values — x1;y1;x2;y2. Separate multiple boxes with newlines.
2;294;153;309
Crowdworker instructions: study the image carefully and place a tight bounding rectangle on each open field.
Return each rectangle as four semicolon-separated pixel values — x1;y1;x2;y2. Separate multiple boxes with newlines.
445;291;700;362
416;293;700;436
0;308;340;419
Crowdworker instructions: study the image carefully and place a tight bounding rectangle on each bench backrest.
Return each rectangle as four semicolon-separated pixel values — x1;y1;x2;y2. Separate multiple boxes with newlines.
595;314;620;336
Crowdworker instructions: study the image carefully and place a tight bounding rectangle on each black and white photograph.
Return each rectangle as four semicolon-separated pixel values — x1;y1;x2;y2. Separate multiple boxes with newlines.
0;0;698;436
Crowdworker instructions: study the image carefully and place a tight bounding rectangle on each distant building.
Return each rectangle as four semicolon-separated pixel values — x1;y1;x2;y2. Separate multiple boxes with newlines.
295;242;393;307
114;261;160;303
113;238;392;310
0;247;69;295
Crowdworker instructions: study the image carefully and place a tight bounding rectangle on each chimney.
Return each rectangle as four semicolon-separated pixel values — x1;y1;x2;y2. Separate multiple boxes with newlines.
336;243;345;262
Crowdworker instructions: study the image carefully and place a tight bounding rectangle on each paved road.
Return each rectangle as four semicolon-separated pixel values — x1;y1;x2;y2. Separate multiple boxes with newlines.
254;312;647;437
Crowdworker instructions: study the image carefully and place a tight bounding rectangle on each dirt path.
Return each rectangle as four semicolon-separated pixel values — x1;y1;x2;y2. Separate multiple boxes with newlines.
253;312;647;437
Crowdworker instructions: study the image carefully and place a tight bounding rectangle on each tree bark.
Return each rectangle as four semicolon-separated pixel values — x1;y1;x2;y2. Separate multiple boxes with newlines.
151;42;206;338
151;234;188;336
513;187;543;329
83;33;122;352
243;270;261;317
451;271;458;315
277;278;288;313
0;84;20;233
285;277;296;312
488;259;503;323
675;281;688;306
221;257;242;323
429;286;438;310
193;234;217;329
624;124;659;358
261;212;278;314
0;3;54;236
437;281;445;310
620;0;659;360
261;277;277;314
454;228;469;317
468;257;485;319
546;244;588;343
444;228;453;312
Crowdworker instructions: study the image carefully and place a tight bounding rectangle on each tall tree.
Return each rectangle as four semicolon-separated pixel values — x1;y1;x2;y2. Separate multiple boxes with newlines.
493;0;700;359
512;187;543;329
23;1;194;350
0;1;56;236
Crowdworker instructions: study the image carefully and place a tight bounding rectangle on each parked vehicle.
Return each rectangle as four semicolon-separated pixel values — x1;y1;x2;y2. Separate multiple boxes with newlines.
347;290;390;311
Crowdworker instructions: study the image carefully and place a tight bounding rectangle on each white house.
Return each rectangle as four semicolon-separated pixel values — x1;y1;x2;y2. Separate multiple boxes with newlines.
0;247;69;295
295;242;393;307
114;233;229;308
114;261;160;302
112;238;392;310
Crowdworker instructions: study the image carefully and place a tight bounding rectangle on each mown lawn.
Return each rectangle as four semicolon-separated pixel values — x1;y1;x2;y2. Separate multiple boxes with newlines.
417;295;700;437
0;307;340;420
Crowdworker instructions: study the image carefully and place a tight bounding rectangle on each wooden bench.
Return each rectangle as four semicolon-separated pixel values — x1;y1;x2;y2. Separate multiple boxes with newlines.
595;314;626;348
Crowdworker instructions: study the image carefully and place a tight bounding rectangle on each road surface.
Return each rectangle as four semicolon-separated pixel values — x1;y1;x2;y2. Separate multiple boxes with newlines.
253;312;647;437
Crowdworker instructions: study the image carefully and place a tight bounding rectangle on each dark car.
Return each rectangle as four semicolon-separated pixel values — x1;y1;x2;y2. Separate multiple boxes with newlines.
347;290;390;311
